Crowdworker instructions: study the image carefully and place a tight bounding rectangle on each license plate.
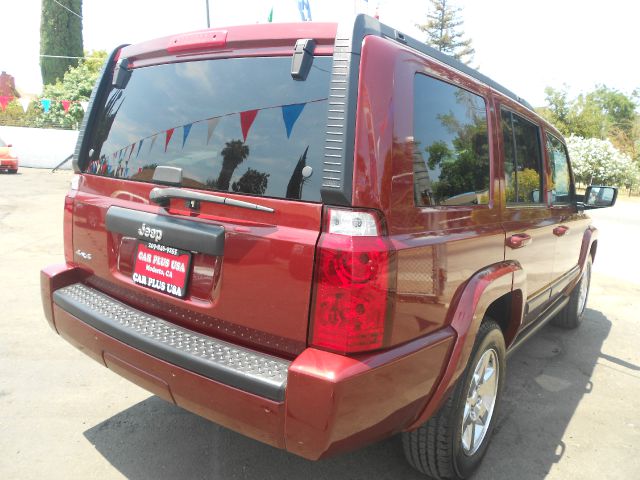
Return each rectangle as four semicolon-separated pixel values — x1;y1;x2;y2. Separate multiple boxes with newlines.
133;242;192;298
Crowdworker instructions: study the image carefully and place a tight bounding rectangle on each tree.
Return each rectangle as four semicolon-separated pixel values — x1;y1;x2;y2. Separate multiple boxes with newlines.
40;0;83;85
232;168;270;195
537;85;639;158
217;140;250;191
35;50;107;129
537;86;571;135
286;146;310;199
566;135;637;187
416;0;475;64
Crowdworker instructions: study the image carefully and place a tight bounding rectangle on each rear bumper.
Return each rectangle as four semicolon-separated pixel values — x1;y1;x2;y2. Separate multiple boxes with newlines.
41;264;454;460
0;159;18;170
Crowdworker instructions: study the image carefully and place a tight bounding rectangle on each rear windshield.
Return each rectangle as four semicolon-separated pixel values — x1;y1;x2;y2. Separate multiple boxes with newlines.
84;56;332;202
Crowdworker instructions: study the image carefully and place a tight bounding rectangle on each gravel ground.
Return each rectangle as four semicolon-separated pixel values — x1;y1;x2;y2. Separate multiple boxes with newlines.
1;168;639;480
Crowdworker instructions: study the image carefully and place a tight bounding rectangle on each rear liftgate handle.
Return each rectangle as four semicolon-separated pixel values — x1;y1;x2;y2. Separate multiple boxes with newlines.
506;233;532;249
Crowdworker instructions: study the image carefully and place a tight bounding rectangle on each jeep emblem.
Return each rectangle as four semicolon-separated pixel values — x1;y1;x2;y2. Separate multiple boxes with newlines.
137;222;163;242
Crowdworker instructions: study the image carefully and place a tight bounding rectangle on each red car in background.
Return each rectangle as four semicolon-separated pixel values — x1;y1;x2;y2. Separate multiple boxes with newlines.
0;136;18;173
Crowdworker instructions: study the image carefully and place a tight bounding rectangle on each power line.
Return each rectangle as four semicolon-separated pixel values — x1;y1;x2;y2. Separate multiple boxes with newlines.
52;0;83;20
40;55;88;59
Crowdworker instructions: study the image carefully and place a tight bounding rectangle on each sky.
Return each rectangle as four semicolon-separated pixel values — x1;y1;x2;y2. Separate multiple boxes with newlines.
2;0;639;106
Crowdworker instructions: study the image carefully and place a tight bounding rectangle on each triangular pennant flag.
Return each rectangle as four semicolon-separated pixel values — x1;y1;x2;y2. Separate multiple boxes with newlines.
136;139;144;158
80;101;89;112
182;123;193;148
207;117;220;144
164;128;175;152
41;98;51;113
0;96;11;111
281;103;306;138
61;100;71;113
268;6;273;22
149;135;158;153
127;143;135;161
18;98;30;113
240;109;258;141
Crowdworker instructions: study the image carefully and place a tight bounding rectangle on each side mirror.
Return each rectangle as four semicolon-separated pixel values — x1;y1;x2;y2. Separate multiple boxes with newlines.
582;185;617;209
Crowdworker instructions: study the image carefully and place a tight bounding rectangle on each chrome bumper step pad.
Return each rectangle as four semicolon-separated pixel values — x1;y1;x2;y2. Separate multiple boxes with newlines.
53;283;290;401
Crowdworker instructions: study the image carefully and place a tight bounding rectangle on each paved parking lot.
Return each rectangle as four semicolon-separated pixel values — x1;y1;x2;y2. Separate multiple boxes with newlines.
1;168;639;479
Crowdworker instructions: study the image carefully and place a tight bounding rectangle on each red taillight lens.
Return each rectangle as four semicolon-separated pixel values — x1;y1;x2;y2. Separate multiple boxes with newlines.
310;208;395;354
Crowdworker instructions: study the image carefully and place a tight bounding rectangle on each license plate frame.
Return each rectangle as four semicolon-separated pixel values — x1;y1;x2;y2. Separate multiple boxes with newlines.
132;242;192;299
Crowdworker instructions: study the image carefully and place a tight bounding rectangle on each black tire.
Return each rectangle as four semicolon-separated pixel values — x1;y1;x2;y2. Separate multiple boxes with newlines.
402;320;506;479
552;256;592;329
9;169;18;174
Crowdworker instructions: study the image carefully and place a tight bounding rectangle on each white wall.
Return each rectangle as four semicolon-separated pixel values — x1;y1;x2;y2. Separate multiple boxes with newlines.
0;126;78;169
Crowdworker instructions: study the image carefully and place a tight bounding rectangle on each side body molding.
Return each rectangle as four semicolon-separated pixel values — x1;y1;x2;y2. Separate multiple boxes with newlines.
405;260;526;430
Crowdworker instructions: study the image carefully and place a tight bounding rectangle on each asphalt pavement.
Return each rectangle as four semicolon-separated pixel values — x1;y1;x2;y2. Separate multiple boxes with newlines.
1;168;638;479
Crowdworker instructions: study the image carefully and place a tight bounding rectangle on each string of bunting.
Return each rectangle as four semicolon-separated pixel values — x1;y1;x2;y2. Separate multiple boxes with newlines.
101;97;327;167
40;98;89;113
0;95;88;113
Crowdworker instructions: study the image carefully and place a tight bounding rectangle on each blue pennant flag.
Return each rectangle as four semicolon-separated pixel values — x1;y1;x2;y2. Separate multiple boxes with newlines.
182;123;193;148
136;139;144;158
282;103;306;138
298;0;312;21
41;98;51;113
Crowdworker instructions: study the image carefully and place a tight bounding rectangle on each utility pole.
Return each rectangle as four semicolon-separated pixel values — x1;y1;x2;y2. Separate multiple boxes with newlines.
205;0;210;28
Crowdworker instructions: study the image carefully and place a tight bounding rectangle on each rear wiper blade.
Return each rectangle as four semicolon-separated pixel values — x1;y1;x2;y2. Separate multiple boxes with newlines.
150;187;275;213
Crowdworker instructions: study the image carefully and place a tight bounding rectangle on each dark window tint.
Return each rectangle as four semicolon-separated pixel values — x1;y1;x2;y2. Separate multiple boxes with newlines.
547;134;573;204
85;56;331;201
501;109;543;203
412;74;490;207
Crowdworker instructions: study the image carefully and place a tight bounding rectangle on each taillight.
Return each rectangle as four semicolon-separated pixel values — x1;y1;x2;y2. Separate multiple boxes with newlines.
310;207;395;354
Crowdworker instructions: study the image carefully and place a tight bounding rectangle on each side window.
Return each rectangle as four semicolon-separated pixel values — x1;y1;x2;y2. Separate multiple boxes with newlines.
412;74;490;206
501;108;544;204
547;134;573;204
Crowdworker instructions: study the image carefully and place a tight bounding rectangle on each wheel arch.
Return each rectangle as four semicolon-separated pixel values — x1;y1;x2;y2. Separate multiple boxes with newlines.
579;225;598;269
405;260;525;430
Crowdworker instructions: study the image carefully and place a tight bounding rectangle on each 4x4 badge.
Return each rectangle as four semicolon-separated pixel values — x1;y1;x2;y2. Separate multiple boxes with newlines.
75;250;92;260
138;223;163;242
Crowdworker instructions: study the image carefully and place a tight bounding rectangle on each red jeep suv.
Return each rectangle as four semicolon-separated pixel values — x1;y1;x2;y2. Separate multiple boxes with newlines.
41;15;616;479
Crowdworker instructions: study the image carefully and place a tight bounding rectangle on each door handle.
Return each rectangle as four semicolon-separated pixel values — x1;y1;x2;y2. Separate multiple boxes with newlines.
506;233;532;249
553;225;569;237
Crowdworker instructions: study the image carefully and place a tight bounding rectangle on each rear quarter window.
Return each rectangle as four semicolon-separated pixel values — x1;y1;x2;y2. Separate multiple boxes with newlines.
412;74;490;207
85;56;332;202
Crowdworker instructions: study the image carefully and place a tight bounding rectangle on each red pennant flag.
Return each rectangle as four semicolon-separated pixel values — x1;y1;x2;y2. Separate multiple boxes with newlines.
240;109;258;141
0;95;12;111
164;128;175;152
61;100;71;113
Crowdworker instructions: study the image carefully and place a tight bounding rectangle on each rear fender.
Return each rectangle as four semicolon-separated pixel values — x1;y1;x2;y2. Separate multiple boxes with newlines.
405;260;525;430
579;225;598;268
562;225;598;295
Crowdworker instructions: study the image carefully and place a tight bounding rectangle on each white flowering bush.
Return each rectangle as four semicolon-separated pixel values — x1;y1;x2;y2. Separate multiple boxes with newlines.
567;135;640;187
